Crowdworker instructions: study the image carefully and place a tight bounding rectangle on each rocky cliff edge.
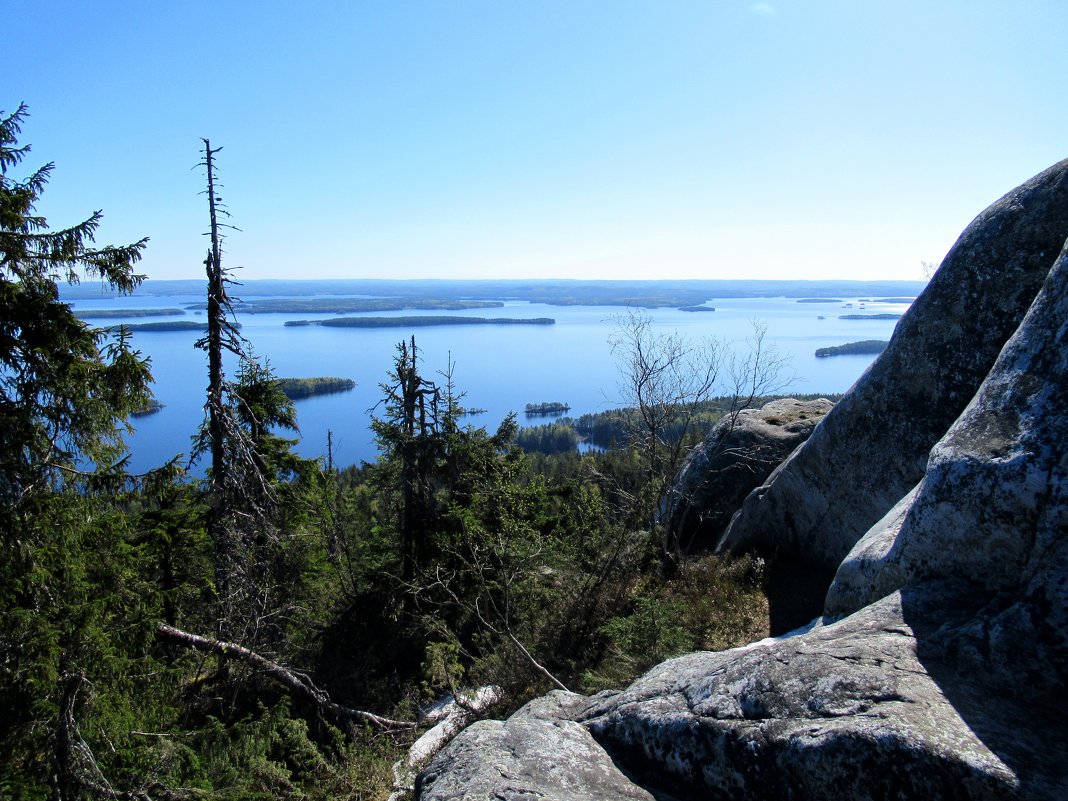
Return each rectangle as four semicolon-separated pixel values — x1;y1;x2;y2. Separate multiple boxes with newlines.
414;160;1068;801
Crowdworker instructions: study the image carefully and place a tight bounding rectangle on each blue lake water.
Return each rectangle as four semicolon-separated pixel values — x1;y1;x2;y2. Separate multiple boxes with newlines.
69;294;910;472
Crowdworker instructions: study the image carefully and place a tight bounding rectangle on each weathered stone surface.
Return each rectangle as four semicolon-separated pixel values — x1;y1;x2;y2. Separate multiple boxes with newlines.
717;158;1068;627
826;240;1068;702
579;593;1030;800
415;162;1068;801
416;692;655;801
661;397;833;553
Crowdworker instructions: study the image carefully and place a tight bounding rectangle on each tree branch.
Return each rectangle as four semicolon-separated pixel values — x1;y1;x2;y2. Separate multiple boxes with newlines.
155;623;415;732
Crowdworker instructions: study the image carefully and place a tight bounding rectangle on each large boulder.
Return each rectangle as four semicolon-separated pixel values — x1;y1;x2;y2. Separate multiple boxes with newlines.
416;693;655;801
567;238;1068;801
661;397;833;553
825;235;1068;703
414;161;1068;801
717;158;1068;629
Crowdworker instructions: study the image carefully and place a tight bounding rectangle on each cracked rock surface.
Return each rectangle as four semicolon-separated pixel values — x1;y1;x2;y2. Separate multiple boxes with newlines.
661;397;833;554
415;162;1068;800
717;158;1068;626
416;693;655;801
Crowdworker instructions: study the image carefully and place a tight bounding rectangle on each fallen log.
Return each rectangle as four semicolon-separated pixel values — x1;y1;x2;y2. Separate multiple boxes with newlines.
155;623;416;732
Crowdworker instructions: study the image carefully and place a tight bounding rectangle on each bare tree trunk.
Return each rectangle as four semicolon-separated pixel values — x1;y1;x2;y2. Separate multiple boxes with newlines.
201;139;234;638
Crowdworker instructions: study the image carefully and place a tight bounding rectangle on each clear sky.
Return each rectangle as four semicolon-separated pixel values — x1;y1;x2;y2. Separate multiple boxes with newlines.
7;1;1067;282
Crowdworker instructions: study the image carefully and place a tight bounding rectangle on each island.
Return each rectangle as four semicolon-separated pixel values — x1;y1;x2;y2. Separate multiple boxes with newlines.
815;340;889;358
113;321;209;332
130;399;165;418
76;308;185;319
525;402;571;416
285;316;555;328
838;313;902;321
276;377;356;400
187;298;506;314
678;305;716;312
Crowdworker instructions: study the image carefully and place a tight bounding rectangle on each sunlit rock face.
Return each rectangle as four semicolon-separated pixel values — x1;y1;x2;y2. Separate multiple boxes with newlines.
415;161;1068;801
716;158;1068;629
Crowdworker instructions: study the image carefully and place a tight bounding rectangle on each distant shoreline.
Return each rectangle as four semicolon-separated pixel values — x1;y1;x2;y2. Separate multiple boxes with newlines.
284;316;556;328
59;278;928;309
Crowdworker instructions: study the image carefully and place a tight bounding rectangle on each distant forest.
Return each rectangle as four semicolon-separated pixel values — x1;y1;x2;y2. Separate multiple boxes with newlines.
815;340;889;358
60;278;927;309
285;315;555;328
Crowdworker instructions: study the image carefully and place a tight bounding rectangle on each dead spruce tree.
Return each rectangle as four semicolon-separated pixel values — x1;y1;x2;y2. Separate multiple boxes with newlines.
192;139;279;643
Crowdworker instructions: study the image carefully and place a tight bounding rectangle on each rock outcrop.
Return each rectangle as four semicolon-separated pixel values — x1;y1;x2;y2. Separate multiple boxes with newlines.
415;161;1068;800
716;158;1068;627
661;397;833;554
416;693;656;801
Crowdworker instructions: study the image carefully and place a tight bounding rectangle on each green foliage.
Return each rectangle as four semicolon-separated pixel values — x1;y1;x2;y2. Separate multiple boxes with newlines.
600;595;696;670
523;402;570;415
0;104;159;794
582;554;768;692
0;112;785;799
0;103;152;504
276;376;356;399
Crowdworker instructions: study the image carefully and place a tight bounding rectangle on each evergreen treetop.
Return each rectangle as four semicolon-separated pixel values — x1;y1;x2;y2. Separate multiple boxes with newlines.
0;103;152;506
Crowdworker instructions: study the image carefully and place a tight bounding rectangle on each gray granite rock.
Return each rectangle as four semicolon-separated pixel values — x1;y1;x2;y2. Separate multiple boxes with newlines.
414;162;1068;801
661;397;833;553
826;239;1068;704
578;593;1031;800
717;158;1068;627
416;692;655;801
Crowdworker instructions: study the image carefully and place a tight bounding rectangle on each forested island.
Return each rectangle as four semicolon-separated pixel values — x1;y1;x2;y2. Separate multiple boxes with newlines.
113;320;210;332
76;308;185;318
815;340;889;357
678;305;716;312
285;315;555;328
276;376;356;399
525;401;571;416
513;393;847;454
187;298;504;314
130;399;165;417
839;313;902;320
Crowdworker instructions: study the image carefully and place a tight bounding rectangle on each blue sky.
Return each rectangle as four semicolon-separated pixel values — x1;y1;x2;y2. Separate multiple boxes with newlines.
8;1;1067;282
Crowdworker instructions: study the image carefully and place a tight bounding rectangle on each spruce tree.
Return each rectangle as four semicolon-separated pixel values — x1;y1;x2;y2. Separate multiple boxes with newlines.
0;103;156;798
0;103;152;505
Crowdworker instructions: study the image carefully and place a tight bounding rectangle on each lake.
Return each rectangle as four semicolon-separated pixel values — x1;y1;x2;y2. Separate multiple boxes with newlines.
67;289;911;473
